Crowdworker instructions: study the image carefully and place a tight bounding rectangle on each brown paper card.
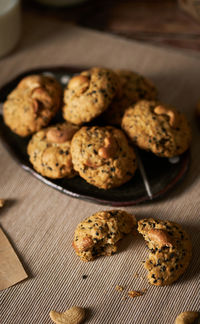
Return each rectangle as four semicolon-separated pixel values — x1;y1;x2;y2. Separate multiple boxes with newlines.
0;227;28;290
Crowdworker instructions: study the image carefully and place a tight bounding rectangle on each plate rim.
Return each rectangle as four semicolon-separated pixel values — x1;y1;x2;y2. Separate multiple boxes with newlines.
0;65;190;206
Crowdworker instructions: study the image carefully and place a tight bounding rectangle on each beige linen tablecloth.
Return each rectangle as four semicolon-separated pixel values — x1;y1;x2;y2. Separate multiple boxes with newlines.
0;13;200;324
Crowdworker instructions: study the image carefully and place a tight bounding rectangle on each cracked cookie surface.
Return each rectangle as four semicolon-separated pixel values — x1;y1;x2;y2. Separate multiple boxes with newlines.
102;70;157;126
70;126;137;189
122;100;192;157
3;75;62;137
62;67;119;125
27;122;79;179
138;218;192;286
73;210;136;261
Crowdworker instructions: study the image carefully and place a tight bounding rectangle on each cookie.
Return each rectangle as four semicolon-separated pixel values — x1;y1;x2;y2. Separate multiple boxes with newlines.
27;122;79;179
122;100;192;157
73;210;136;261
3;75;62;137
62;67;119;125
102;70;157;126
70;126;137;189
138;218;192;286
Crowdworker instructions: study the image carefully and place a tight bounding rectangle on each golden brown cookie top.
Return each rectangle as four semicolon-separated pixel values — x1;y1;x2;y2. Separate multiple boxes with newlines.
71;126;121;168
116;70;157;103
122;100;192;157
73;210;137;261
63;67;120;125
101;70;157;126
27;122;79;179
70;126;137;189
138;218;192;286
3;74;62;137
17;74;62;113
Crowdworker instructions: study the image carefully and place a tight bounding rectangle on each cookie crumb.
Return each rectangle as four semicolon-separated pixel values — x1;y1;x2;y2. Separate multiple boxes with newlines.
133;273;139;278
0;199;5;208
122;296;127;300
82;275;88;280
141;288;147;293
115;285;124;292
128;290;146;298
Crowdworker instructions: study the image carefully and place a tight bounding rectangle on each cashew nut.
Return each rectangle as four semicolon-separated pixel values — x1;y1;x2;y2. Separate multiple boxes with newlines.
68;75;89;94
32;87;52;105
50;306;85;324
47;127;77;143
154;105;179;128
175;311;199;324
73;236;93;253
32;99;39;113
98;136;117;159
148;229;174;247
84;160;98;168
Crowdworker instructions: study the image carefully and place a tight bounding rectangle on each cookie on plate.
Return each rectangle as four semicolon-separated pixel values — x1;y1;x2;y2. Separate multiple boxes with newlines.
138;218;192;286
70;126;137;189
122;100;192;157
27;122;79;179
73;210;136;261
62;67;119;125
3;75;62;137
102;70;157;126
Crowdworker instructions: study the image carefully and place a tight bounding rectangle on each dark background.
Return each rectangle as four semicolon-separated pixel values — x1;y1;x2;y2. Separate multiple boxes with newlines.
23;0;200;52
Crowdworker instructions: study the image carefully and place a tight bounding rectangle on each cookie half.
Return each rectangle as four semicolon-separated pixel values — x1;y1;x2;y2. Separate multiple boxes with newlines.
138;218;192;286
3;75;62;137
70;126;137;189
73;210;136;261
122;100;192;157
63;67;119;125
27;122;79;179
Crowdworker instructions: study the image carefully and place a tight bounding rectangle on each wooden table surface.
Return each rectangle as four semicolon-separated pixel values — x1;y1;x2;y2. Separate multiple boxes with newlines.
23;0;200;52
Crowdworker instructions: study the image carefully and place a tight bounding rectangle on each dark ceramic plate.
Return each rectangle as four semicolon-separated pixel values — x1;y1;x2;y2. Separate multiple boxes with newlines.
0;67;190;206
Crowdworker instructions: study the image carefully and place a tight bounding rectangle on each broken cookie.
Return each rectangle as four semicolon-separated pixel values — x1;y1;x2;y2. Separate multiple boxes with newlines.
73;210;136;261
138;218;192;286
